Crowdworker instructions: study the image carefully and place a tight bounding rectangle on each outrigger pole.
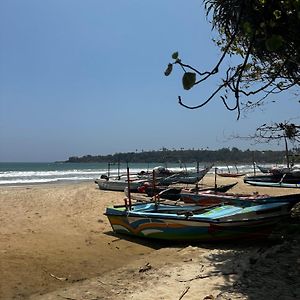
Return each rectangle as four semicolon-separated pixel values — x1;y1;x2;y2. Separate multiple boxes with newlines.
126;166;132;210
214;167;217;190
152;169;158;209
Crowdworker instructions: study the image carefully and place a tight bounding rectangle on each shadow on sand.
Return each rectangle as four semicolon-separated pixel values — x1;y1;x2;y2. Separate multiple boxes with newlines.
104;221;300;300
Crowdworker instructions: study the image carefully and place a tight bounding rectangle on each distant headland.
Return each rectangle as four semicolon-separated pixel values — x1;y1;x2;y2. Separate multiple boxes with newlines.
65;148;296;164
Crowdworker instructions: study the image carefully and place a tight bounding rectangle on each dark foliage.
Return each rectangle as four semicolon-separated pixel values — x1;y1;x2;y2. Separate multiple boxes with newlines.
165;0;300;118
66;148;294;164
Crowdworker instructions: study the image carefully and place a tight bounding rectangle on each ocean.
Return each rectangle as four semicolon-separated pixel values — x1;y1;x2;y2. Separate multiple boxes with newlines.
0;162;258;186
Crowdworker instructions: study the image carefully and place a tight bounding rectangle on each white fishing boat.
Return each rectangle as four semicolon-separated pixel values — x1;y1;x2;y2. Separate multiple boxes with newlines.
95;176;146;192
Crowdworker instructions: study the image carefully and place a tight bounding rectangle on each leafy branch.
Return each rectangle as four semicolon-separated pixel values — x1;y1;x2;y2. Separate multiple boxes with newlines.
164;0;300;119
231;120;300;167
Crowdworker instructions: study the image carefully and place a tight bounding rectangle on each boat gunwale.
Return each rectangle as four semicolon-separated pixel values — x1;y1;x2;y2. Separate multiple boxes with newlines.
104;207;290;225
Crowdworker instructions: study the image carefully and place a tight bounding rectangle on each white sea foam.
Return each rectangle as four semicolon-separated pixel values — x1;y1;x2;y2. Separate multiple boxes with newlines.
0;170;104;178
0;178;59;185
0;176;95;185
0;167;107;185
0;163;256;186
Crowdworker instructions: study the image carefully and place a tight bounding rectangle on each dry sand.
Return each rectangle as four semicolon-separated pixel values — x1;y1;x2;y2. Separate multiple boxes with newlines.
0;175;299;300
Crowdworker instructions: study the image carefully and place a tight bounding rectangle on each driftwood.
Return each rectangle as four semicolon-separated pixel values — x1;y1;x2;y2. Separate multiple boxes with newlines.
178;270;237;282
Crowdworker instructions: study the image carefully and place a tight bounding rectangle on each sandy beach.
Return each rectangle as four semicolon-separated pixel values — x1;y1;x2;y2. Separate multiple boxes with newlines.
1;175;300;299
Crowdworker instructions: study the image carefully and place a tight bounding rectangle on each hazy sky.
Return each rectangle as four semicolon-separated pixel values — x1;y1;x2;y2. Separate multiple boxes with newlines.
0;0;299;162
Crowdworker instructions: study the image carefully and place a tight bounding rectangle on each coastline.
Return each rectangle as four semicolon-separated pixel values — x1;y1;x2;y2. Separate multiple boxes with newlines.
1;176;299;299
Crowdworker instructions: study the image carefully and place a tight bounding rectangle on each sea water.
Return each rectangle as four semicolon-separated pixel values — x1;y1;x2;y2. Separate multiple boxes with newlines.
0;162;257;186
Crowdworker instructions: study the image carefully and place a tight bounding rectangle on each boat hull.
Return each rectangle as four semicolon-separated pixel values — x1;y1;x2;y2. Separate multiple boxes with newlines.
105;203;290;241
95;179;145;192
106;214;284;241
217;173;245;178
244;175;300;188
158;166;211;185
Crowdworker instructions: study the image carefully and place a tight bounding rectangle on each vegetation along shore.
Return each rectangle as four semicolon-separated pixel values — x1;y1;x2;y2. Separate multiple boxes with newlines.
66;147;299;164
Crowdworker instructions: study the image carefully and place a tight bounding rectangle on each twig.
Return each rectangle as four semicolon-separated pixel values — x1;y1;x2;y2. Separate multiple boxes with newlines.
58;295;78;300
178;286;190;300
49;273;68;281
111;238;121;242
139;262;152;273
97;279;111;285
178;271;237;282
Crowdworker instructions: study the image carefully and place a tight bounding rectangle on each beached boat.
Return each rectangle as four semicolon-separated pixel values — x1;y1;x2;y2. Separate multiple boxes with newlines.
180;190;300;207
95;177;146;192
141;186;182;200
255;164;273;174
217;172;246;178
95;165;211;192
255;163;300;176
158;166;211;185
138;182;238;201
216;165;246;178
104;202;291;241
244;174;300;188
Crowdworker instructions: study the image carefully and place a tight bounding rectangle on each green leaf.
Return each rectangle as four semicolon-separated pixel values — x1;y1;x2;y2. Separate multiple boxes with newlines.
182;72;196;90
172;52;179;60
164;63;173;76
265;35;283;51
259;0;266;5
273;10;281;19
242;21;252;34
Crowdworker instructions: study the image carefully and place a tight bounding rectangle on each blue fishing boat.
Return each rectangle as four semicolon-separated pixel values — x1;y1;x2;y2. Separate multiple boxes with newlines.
180;191;300;207
104;202;291;241
244;174;300;188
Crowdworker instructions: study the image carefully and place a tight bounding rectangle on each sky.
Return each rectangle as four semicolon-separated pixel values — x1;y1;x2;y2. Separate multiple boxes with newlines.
0;0;299;162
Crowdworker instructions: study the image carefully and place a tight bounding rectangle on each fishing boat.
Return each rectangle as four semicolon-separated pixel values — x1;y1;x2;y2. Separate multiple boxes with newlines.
180;190;300;207
158;165;212;185
216;165;246;178
95;176;147;192
138;182;238;201
244;173;300;188
255;163;300;176
217;172;245;178
139;185;182;200
104;201;291;241
255;164;273;174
